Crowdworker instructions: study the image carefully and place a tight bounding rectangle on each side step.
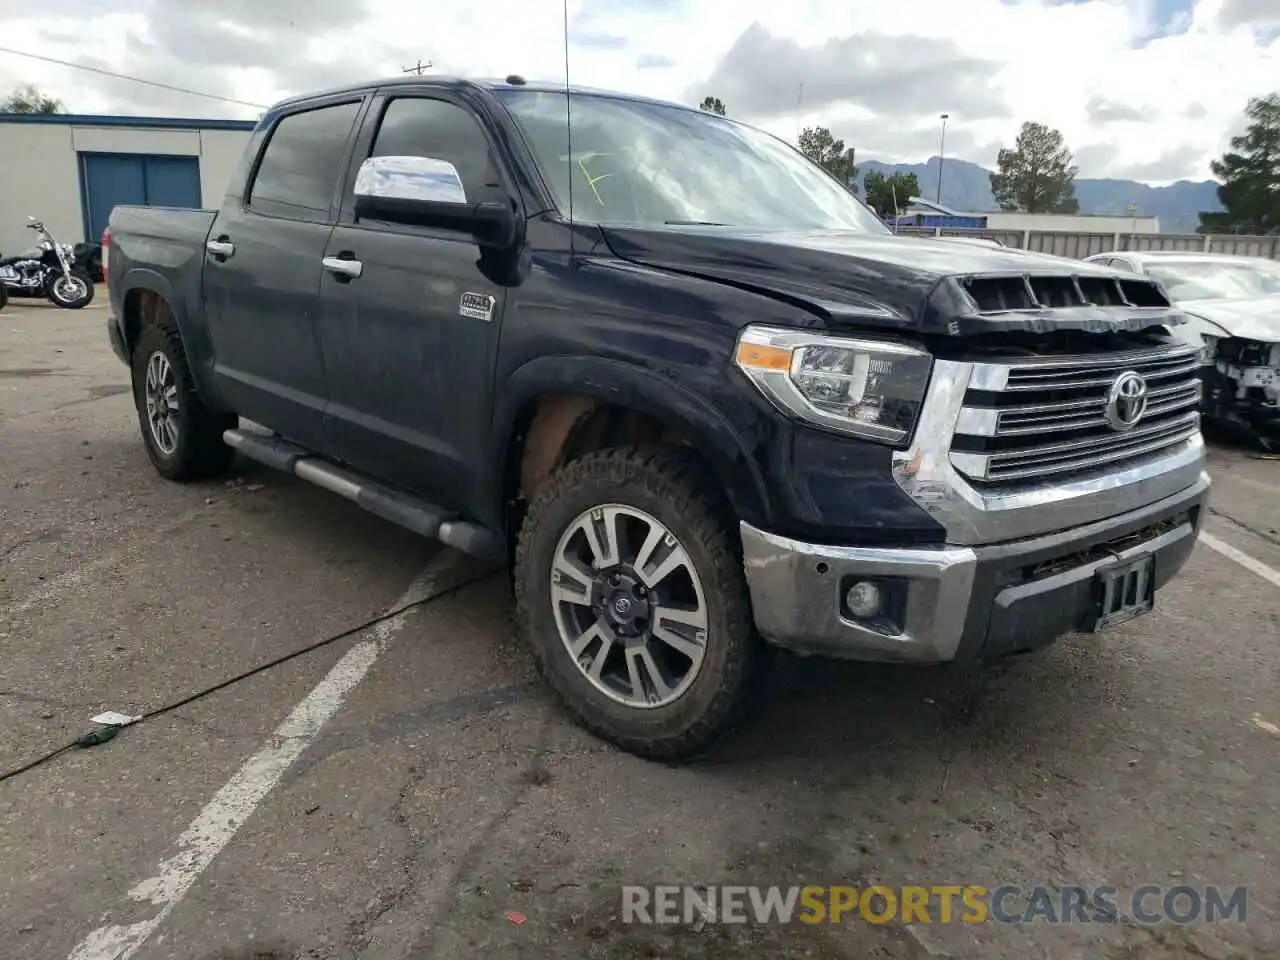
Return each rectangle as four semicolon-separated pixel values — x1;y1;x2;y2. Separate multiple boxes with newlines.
224;429;504;564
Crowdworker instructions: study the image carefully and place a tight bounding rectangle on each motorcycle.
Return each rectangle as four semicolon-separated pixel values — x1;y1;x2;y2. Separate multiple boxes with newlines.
0;216;96;309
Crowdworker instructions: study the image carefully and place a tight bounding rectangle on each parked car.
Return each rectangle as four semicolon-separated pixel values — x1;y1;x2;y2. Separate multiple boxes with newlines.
105;76;1209;759
1084;251;1280;446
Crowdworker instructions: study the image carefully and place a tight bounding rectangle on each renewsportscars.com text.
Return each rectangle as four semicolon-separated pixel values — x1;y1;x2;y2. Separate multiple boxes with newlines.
622;884;1247;926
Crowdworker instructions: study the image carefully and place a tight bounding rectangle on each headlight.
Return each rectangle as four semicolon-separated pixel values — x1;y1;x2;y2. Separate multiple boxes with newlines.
733;325;933;443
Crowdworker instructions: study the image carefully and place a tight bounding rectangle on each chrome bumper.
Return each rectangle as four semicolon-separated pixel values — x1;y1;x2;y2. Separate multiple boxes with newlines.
741;526;977;663
740;472;1209;664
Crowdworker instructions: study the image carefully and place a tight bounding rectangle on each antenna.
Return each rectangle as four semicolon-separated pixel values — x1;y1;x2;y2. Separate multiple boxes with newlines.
890;183;900;234
563;0;575;242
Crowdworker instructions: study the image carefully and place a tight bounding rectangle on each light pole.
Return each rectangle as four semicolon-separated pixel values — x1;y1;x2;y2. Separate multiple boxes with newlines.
936;113;949;205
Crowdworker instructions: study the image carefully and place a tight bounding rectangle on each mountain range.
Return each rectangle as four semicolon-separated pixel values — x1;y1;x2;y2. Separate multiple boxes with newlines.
855;156;1223;232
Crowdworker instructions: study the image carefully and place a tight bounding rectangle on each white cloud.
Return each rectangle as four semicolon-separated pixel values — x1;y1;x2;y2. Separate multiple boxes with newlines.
0;0;1276;182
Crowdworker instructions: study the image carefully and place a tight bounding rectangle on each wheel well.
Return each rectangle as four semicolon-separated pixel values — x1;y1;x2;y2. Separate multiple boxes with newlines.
504;394;716;541
122;288;173;355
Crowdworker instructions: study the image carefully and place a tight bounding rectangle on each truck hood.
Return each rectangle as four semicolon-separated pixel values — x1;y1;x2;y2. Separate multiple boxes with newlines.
1178;294;1280;343
598;225;1178;337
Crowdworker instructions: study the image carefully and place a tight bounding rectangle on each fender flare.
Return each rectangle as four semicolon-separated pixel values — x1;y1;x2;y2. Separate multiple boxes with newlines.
118;269;226;408
490;354;772;528
118;267;179;347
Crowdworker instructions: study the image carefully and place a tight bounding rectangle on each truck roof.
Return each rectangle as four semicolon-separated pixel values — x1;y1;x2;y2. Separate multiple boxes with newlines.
266;75;696;118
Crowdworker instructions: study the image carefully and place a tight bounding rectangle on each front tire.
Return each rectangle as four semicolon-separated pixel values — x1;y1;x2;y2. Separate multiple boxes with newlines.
515;446;767;761
131;322;236;480
47;272;94;309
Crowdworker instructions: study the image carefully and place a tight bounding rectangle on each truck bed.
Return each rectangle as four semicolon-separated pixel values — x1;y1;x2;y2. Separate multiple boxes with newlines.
106;205;217;335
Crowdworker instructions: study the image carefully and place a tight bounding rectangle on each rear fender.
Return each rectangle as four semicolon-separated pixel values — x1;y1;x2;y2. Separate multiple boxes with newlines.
119;270;228;410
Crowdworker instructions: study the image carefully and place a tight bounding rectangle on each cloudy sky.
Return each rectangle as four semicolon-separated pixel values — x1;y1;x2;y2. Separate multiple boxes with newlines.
1;0;1276;184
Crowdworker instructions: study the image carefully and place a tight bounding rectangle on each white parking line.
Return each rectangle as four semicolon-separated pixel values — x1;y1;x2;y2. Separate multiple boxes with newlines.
67;550;461;960
1199;532;1280;589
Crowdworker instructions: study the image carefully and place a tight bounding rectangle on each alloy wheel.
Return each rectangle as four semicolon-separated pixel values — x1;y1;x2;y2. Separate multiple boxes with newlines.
550;504;709;708
144;351;179;455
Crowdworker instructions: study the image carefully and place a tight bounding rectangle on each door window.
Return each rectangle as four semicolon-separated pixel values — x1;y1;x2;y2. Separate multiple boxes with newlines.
366;98;504;204
249;101;362;221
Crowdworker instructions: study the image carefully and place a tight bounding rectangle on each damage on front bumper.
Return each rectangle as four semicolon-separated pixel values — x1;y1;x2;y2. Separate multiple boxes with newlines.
740;471;1209;664
1202;339;1280;441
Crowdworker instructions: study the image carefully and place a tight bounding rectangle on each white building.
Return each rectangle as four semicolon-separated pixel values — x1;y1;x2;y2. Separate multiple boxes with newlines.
0;112;255;256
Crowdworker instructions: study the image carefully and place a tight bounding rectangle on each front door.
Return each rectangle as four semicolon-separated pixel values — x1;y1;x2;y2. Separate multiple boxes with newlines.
317;92;511;512
202;98;363;453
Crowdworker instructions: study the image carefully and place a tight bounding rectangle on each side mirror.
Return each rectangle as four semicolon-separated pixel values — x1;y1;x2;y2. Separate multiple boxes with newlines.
353;156;515;249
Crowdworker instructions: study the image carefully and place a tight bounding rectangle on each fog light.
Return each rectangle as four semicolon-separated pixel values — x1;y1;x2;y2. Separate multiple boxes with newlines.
845;580;883;619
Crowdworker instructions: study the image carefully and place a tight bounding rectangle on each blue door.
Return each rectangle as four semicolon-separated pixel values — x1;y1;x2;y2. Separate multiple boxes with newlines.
80;154;202;242
141;156;203;209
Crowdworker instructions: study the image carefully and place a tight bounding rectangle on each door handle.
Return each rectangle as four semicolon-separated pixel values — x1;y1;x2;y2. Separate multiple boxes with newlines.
322;256;363;279
206;239;234;259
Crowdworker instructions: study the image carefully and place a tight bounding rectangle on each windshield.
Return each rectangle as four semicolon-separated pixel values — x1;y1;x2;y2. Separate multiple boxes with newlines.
1145;259;1280;301
495;89;888;234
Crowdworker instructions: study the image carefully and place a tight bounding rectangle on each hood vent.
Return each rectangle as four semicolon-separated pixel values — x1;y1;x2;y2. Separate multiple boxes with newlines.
963;274;1171;315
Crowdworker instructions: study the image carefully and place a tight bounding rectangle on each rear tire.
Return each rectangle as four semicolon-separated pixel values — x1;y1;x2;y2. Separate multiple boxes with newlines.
131;321;236;480
514;445;768;761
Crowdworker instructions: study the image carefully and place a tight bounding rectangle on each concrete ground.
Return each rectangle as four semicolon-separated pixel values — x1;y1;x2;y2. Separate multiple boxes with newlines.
1;299;1277;960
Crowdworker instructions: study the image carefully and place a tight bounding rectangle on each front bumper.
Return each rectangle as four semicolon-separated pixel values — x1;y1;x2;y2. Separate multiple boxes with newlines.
107;313;127;364
741;471;1210;664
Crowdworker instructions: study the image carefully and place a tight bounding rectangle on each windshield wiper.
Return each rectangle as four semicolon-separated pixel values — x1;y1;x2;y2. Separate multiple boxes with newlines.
664;219;728;226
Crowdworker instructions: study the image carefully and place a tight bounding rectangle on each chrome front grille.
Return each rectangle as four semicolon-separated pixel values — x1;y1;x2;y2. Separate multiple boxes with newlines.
950;344;1203;484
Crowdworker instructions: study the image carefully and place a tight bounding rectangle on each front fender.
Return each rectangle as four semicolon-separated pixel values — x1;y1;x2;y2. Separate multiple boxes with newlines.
488;354;773;530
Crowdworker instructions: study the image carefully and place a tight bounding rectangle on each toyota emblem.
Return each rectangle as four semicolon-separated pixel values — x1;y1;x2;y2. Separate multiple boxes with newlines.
1104;370;1148;431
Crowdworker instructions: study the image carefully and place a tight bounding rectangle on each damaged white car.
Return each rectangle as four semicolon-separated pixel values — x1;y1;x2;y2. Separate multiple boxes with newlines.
1084;251;1280;447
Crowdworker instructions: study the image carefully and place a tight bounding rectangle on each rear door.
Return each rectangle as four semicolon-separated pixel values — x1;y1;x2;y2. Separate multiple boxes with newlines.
202;96;365;452
317;89;513;511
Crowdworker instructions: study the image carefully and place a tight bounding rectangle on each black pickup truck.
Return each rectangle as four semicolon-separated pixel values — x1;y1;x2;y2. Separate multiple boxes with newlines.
106;76;1210;760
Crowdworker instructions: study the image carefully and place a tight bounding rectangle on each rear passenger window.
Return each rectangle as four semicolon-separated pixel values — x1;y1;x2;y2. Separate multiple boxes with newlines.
249;101;361;220
367;98;504;204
